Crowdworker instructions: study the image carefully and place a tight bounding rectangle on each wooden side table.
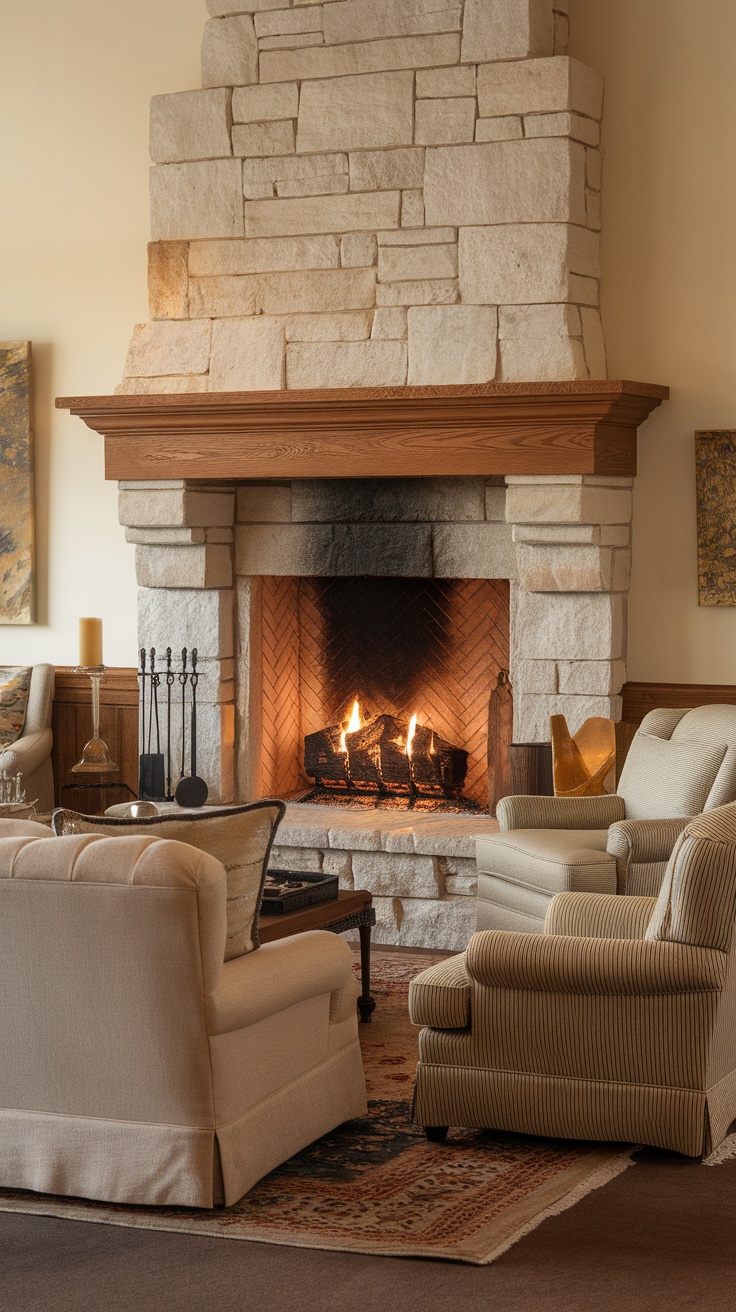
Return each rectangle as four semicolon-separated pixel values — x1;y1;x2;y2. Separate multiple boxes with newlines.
259;889;377;1023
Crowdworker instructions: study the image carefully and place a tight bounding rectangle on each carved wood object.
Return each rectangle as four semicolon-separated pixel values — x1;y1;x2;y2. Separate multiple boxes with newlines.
551;714;617;797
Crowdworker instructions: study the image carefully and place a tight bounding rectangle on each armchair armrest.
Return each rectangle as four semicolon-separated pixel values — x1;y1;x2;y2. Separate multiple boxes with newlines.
496;793;625;831
606;818;689;881
408;954;470;1030
206;930;353;1035
0;728;52;780
544;891;657;940
466;930;726;996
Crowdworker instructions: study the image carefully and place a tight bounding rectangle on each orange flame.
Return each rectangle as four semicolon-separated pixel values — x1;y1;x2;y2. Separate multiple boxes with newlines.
339;699;361;753
406;713;418;757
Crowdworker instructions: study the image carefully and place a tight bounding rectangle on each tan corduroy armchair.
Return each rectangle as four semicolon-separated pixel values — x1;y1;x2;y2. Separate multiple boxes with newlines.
410;803;736;1158
0;826;367;1207
477;705;736;934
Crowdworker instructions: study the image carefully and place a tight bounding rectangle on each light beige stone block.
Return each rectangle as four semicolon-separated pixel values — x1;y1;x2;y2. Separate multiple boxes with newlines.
515;693;622;744
123;320;211;378
415;97;476;146
237;484;291;522
150;160;244;241
116;376;209;396
475;116;523;142
255;5;324;36
477;56;603;120
190;268;375;317
416;65;475;98
243;152;348;199
581;306;607;378
150;89;232;165
485;484;506;520
120;488;235;529
205;529;235;544
244;191;400;237
586;147;602;191
424;138;586;228
513;523;599;544
126;527;206;546
269;846;323;872
284;311;373;340
506;482;632;526
378;227;455;245
136;544;232;590
232;82;299;122
600;526;630;547
554;10;570;54
401;190;425;226
432;522;516;579
517;658;558;694
612;549;632;592
444;874;478;897
378;243;457;282
407;304;496;385
462;0;554;62
516;542;613;592
374;894;476;951
297;71;414;153
209;318;285;390
341;232;377;267
207;0;286;11
201;16;258;88
148;242;189;319
236;523;331;575
376;279;458;307
524;111;600;147
259;33;325;49
259;32;460;81
348;147;424;192
371;307;408;339
569;274;599;305
351;851;441;899
586;191;602;231
460;224;597;306
138;587;233;668
324;0;461;45
557;660;626;696
500;332;587;382
286;340;407;388
515;591;625;662
499;304;581;338
231;120;295;156
189;234;339;275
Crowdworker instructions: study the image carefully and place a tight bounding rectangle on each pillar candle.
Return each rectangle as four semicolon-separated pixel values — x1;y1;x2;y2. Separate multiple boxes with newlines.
79;617;103;667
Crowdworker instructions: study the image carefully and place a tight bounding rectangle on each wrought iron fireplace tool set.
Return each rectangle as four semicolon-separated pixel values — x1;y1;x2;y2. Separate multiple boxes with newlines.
138;647;208;806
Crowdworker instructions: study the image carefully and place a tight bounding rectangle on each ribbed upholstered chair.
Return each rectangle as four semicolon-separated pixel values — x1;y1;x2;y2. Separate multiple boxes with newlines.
0;664;55;812
0;827;366;1206
477;705;736;934
410;803;736;1157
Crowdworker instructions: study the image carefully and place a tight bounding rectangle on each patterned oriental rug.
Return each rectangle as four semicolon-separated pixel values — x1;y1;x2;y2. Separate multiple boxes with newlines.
0;951;637;1265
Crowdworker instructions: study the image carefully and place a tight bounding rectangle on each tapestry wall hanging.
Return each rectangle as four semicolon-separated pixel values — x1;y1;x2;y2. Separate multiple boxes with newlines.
0;341;35;624
695;429;736;606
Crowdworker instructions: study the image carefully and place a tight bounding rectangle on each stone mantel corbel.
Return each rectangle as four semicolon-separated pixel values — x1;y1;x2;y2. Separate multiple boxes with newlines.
57;380;668;482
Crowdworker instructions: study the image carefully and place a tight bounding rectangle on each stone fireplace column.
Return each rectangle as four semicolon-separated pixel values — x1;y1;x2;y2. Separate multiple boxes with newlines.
506;474;632;742
118;480;237;802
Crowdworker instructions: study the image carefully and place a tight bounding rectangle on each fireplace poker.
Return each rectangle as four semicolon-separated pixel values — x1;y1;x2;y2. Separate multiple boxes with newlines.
139;648;165;801
165;647;174;799
179;648;188;782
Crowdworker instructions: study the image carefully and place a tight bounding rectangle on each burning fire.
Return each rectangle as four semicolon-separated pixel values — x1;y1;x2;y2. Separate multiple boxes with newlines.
406;713;418;757
339;699;362;753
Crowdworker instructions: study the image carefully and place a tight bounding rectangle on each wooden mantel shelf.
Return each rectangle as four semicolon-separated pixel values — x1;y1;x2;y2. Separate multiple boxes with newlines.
57;380;668;481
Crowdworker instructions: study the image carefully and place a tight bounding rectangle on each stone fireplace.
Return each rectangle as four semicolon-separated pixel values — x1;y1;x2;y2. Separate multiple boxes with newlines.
58;0;669;947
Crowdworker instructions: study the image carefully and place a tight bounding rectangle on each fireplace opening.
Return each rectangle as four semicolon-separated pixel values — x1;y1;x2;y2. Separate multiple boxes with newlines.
253;576;510;814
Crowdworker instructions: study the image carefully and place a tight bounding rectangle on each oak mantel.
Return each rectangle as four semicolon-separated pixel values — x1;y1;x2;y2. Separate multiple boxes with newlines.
57;380;668;482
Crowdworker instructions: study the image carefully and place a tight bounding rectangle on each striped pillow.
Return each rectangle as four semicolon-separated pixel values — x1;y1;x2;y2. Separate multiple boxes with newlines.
0;667;32;749
617;731;728;821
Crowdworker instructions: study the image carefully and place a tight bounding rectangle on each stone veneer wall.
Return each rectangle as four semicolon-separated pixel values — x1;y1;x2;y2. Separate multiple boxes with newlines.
117;0;606;393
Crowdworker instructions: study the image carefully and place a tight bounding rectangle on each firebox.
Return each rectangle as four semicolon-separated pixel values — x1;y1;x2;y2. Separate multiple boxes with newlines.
249;575;510;812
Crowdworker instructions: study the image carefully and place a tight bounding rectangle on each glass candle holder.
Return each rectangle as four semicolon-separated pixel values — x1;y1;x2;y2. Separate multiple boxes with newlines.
71;666;119;774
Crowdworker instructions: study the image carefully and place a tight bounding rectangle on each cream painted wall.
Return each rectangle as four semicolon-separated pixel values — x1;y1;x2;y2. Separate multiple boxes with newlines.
570;0;736;684
0;0;204;667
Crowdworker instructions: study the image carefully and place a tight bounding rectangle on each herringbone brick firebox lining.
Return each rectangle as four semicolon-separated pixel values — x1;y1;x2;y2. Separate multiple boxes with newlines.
258;576;510;807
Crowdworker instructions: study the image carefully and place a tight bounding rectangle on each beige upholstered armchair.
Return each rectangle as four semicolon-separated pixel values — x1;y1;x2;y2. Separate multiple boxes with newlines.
0;663;55;812
411;803;736;1158
477;705;736;934
0;825;366;1207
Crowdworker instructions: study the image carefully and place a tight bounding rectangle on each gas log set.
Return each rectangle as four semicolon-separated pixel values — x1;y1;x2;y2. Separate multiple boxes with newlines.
304;699;469;806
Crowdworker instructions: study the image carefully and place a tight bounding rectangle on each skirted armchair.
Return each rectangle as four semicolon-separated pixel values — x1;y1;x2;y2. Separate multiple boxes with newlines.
410;803;736;1158
477;705;736;934
0;825;366;1206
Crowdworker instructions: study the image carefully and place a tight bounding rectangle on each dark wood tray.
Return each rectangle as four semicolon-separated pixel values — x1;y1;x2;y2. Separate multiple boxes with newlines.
261;870;339;915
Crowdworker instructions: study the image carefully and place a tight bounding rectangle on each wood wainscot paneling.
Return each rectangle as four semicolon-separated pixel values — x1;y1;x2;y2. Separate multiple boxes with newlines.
617;681;736;779
52;667;138;814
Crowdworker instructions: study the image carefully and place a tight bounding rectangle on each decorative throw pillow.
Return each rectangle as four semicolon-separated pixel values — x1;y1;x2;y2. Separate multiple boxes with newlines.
0;667;32;749
52;801;285;961
617;731;728;821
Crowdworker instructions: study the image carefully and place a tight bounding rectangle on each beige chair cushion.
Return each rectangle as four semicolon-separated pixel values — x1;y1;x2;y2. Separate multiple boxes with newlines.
617;731;728;820
0;668;32;748
408;954;470;1030
476;828;615;896
52;801;284;961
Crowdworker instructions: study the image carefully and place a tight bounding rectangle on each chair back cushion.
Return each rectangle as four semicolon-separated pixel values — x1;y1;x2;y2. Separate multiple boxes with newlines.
645;803;736;951
669;705;736;810
52;800;285;961
0;668;32;748
616;730;727;820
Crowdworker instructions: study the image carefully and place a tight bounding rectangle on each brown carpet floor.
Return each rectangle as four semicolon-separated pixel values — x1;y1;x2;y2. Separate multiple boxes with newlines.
1;1149;735;1312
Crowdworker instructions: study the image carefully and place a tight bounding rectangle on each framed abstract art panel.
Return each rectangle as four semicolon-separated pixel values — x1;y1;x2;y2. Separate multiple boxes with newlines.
0;341;35;624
